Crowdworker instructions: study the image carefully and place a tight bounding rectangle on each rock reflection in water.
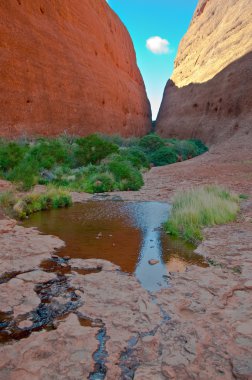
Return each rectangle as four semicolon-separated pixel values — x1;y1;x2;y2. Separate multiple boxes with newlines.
23;201;207;292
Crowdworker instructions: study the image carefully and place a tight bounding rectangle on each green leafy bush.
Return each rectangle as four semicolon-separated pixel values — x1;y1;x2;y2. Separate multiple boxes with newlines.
189;139;208;155
0;134;208;194
150;146;177;166
74;134;119;166
27;139;70;169
7;159;40;190
138;134;165;153
99;134;140;147
174;140;197;160
165;185;240;244
107;156;144;191
84;172;115;193
121;147;149;169
0;142;27;172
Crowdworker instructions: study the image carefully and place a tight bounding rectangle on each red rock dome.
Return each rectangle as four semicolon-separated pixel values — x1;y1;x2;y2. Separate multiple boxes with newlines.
0;0;152;137
156;0;252;145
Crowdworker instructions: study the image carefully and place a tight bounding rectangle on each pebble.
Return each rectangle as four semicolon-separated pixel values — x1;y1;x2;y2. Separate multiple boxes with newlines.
148;259;160;265
18;320;33;329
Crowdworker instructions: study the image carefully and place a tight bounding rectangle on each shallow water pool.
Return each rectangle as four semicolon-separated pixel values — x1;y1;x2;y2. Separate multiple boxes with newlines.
23;201;207;291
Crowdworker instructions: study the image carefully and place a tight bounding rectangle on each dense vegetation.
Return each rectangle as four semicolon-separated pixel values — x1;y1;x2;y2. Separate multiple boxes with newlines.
0;188;72;219
165;185;240;244
0;134;208;193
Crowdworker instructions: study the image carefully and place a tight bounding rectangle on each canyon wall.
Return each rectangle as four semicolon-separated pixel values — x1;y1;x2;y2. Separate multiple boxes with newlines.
156;0;252;145
0;0;151;137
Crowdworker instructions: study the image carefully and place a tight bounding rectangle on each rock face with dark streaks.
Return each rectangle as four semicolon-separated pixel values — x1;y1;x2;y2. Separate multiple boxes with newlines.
0;0;151;137
156;0;252;145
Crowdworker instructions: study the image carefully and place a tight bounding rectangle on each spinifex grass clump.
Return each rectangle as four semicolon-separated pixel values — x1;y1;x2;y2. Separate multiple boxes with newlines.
165;185;240;244
0;189;72;219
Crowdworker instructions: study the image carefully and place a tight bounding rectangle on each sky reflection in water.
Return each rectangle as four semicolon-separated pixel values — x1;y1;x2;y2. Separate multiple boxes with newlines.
23;201;206;292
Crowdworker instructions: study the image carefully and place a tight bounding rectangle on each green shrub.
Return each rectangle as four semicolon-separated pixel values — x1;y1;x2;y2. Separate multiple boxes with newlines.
0;142;27;172
7;159;40;190
99;134;140;147
121;137;140;147
165;185;240;244
108;157;143;191
174;140;197;160
82;164;103;177
189;139;208;155
42;166;75;187
0;135;208;194
138;134;165;153
84;172;115;193
150;146;177;166
165;138;179;144
121;147;149;169
27;139;70;169
74;134;119;166
52;165;105;192
6;139;72;190
98;134;124;147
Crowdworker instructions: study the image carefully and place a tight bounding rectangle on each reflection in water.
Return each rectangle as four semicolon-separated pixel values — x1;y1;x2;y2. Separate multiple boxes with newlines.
125;202;171;291
23;201;207;292
166;258;187;273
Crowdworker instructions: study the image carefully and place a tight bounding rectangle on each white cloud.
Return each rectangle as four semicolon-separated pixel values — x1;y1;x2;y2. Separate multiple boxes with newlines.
146;36;170;54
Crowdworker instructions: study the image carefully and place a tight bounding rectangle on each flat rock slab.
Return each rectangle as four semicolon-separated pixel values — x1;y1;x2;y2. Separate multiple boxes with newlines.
0;314;97;380
0;219;64;275
0;278;41;316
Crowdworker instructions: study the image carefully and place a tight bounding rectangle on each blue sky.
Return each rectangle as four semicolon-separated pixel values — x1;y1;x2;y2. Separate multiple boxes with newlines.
107;0;198;119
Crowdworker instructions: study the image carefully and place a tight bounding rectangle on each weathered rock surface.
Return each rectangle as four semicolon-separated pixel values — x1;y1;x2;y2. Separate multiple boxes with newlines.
156;0;252;145
71;271;162;379
0;269;57;321
0;0;151;137
0;188;252;378
0;219;64;275
0;313;97;380
154;208;252;379
0;219;163;379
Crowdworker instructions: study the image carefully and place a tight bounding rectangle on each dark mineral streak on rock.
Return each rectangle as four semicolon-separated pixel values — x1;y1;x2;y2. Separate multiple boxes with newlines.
88;326;109;380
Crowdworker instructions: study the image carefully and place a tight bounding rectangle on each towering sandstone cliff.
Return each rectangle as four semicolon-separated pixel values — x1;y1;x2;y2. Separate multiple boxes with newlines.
156;0;252;145
0;0;151;137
